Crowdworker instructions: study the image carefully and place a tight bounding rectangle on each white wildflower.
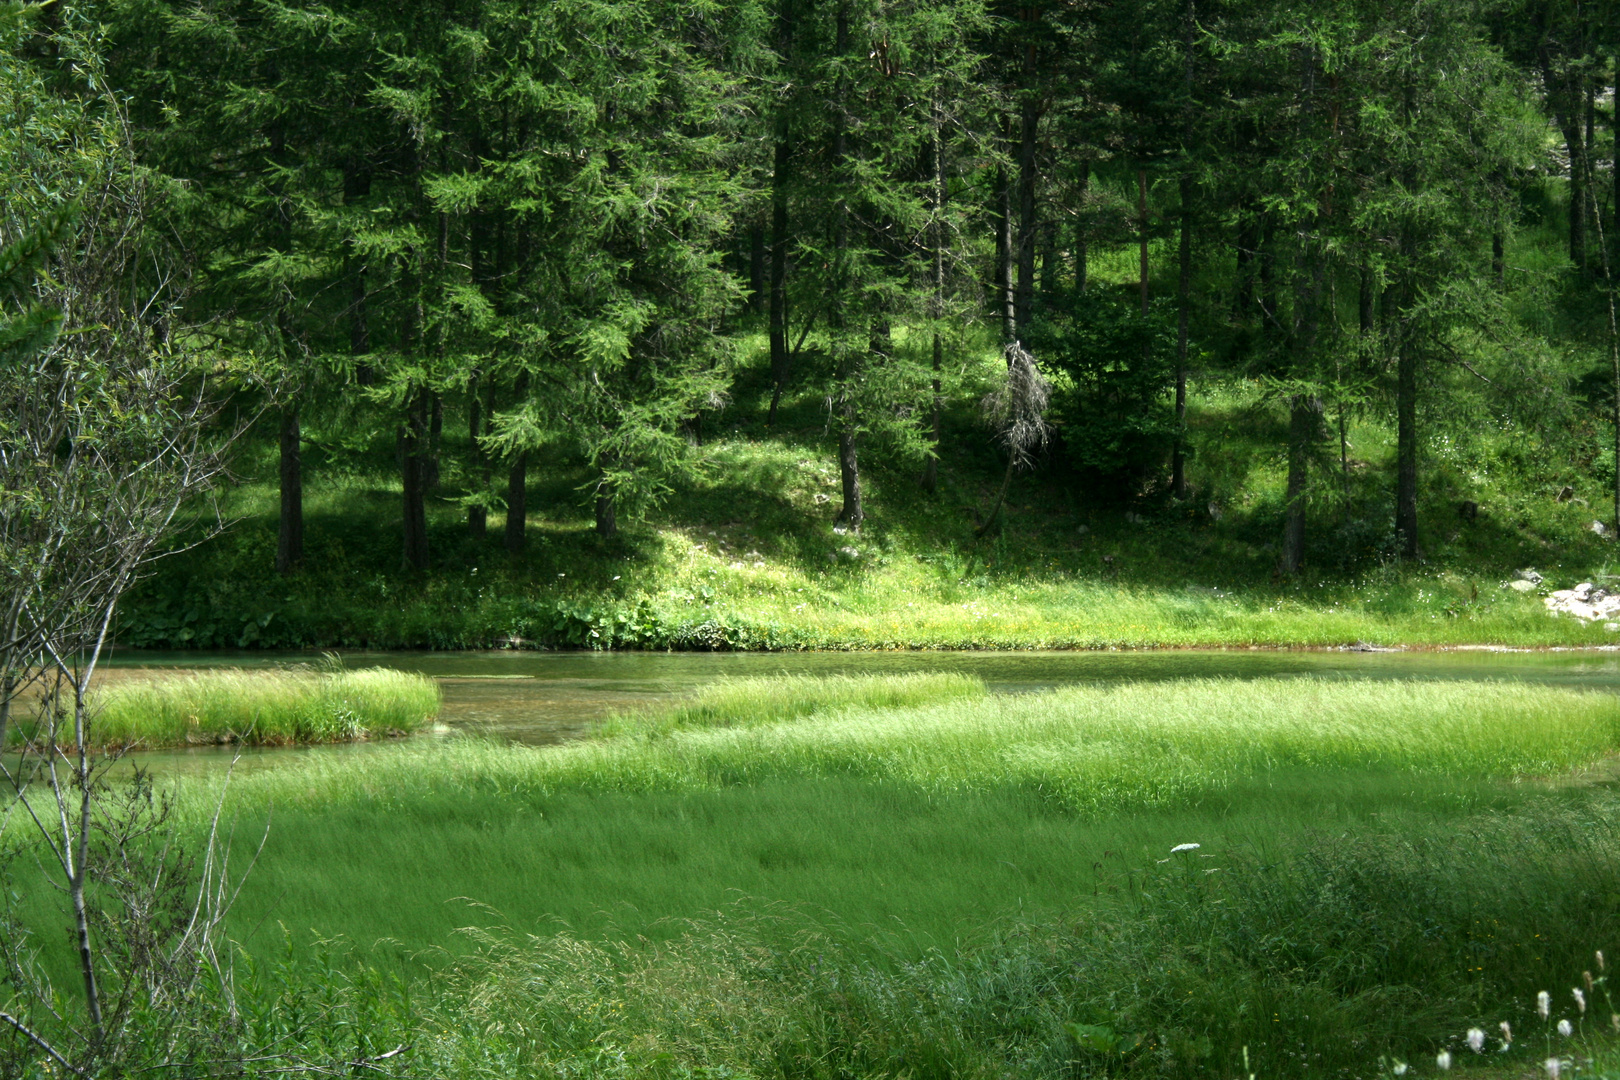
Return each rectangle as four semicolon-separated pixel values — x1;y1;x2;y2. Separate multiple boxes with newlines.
1539;991;1552;1018
1170;843;1201;853
1393;1063;1408;1076
1436;1051;1452;1071
1466;1029;1484;1053
1558;1019;1573;1038
1500;1021;1512;1046
1574;988;1586;1014
1599;950;1606;972
1546;1058;1561;1079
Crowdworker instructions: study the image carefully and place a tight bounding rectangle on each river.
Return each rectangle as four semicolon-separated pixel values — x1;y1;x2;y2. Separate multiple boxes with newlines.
99;647;1620;759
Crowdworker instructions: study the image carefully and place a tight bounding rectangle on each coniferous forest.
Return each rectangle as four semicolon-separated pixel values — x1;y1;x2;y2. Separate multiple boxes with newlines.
0;0;1596;650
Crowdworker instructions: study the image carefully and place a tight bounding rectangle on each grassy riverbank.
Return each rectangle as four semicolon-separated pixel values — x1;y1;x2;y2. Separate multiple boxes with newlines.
12;666;440;749
117;374;1620;652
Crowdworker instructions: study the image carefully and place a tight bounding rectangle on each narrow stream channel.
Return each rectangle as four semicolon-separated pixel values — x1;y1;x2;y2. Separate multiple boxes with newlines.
95;647;1620;769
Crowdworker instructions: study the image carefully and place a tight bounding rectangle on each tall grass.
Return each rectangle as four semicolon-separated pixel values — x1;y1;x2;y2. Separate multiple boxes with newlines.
47;667;441;748
51;674;1612;1079
197;677;1620;816
411;793;1620;1080
594;671;987;738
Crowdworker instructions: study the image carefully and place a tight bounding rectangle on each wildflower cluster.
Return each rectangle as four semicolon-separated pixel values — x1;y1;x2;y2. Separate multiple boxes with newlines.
1390;949;1617;1079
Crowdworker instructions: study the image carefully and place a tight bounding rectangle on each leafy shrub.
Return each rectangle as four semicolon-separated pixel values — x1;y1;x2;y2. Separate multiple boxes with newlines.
1030;290;1179;501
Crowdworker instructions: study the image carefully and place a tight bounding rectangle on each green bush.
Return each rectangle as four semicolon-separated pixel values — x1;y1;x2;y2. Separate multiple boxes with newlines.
1031;290;1179;500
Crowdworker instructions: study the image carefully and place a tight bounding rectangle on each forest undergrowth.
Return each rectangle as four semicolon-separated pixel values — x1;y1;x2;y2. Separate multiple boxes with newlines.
118;366;1620;652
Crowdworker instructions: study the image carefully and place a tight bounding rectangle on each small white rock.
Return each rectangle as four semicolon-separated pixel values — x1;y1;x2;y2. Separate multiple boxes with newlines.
1508;579;1537;593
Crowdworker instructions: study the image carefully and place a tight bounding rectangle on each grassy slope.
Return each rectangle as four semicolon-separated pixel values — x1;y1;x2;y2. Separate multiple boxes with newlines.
116;379;1620;651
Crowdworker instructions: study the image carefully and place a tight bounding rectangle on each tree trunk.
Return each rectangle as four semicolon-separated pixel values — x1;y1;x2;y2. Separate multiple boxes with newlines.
504;450;527;552
468;373;486;538
1173;0;1195;501
1569;121;1587;273
69;832;101;1042
977;454;1017;539
344;159;372;384
922;115;946;495
835;424;862;531
401;392;430;571
1280;394;1320;575
0;673;12;766
1395;304;1418;559
995;161;1014;343
1542;56;1587;271
276;406;302;574
270;115;301;574
923;330;942;494
1257;215;1275;331
1138;168;1150;315
1358;264;1375;336
1074;160;1089;294
1173;174;1191;498
425;393;442;490
1015;97;1038;338
748;222;766;314
1492;232;1505;289
767;129;792;425
1039;221;1057;297
595;486;617;537
1233;201;1256;321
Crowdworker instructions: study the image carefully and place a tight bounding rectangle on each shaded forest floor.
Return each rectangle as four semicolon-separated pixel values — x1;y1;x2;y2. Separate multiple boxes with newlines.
119;336;1620;651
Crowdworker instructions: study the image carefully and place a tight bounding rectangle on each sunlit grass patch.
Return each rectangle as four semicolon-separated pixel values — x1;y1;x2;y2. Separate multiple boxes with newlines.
30;666;442;749
194;676;1620;817
594;671;987;738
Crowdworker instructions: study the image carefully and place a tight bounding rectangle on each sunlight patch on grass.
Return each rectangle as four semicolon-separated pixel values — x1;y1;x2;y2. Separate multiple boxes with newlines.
50;666;442;749
186;676;1620;817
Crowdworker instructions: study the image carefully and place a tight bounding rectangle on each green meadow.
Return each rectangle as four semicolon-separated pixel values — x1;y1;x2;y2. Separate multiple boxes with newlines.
6;672;1591;1079
10;671;1620;1078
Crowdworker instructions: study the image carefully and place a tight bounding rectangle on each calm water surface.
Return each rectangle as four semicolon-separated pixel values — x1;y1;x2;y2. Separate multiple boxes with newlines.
96;647;1620;771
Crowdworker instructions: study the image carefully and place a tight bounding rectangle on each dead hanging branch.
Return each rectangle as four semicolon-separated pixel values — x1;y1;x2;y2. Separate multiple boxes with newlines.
976;342;1050;538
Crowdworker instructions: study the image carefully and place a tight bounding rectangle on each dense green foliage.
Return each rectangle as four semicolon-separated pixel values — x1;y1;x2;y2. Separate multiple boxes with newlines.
0;0;1596;636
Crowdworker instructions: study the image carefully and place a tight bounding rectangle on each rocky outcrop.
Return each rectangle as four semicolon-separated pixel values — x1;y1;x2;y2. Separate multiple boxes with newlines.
1544;581;1620;625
